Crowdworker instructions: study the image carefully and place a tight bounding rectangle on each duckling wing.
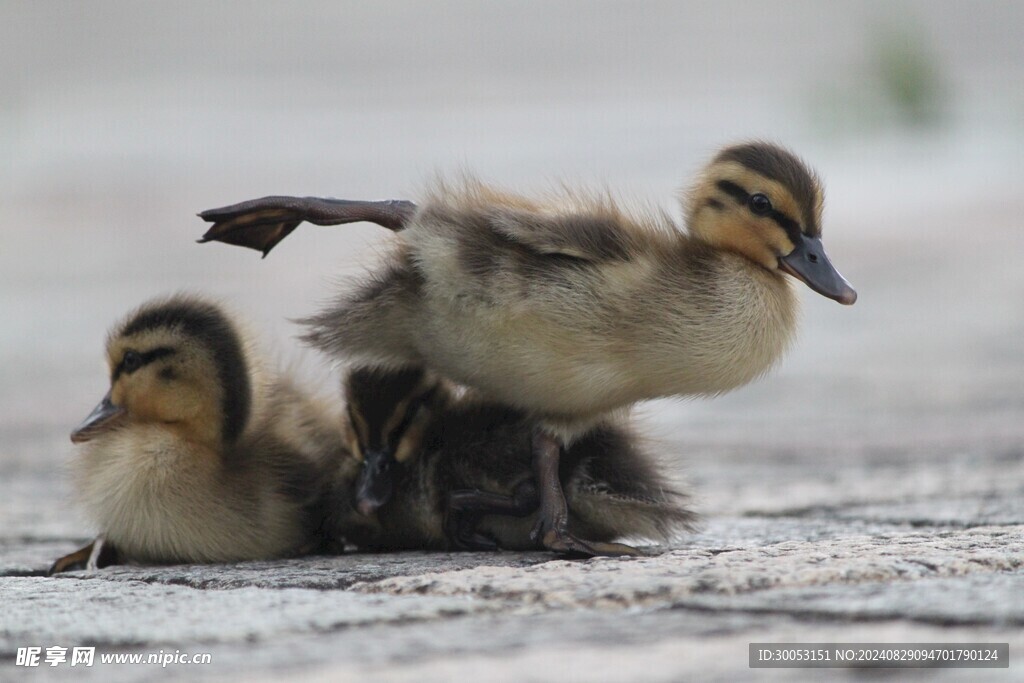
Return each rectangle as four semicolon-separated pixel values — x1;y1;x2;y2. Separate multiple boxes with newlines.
487;208;636;263
198;196;417;257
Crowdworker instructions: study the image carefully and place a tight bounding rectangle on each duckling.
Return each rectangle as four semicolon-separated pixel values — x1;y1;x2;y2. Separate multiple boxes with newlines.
199;141;856;556
341;366;450;518
50;295;345;573
332;367;694;552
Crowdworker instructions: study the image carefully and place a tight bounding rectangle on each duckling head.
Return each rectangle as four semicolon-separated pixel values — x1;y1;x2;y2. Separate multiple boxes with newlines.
686;142;856;305
71;295;252;450
343;366;445;515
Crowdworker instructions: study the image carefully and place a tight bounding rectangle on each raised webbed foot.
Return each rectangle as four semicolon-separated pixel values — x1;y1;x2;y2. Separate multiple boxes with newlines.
198;196;417;256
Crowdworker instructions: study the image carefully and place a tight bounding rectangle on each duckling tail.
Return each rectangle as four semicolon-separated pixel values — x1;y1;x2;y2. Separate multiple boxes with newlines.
568;485;696;543
564;424;697;543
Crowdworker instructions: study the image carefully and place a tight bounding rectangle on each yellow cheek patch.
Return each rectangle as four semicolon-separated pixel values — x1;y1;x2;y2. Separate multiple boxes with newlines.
117;372;161;421
712;219;779;270
393;427;423;463
392;407;431;463
344;421;364;462
762;223;796;258
109;380;126;407
348;405;371;457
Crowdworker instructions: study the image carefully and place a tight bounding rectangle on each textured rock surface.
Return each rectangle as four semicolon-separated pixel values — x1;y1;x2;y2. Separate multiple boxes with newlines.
4;484;1022;682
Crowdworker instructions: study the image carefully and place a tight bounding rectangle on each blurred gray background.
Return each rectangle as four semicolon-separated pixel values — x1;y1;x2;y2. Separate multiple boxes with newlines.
2;0;1023;529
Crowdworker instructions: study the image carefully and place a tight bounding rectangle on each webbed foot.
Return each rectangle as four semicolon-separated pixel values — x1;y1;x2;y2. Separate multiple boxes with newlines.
531;430;640;558
49;537;119;575
198;196;417;256
534;526;639;557
444;482;538;551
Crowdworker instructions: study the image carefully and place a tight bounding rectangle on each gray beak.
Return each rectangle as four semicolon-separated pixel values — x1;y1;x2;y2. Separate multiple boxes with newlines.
354;449;395;516
779;235;857;305
70;391;126;444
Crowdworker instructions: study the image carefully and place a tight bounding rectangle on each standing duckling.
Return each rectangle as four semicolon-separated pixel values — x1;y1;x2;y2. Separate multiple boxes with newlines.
50;295;345;573
199;141;856;556
333;367;694;553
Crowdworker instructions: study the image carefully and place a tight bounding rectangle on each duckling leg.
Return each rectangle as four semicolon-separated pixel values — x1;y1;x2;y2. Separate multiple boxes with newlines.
198;196;417;257
444;481;539;551
48;536;120;575
48;543;93;575
531;431;640;557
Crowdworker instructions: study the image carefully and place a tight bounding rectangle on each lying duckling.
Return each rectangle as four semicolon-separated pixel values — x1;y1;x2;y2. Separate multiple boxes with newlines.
50;295;345;573
333;367;694;553
199;141;855;556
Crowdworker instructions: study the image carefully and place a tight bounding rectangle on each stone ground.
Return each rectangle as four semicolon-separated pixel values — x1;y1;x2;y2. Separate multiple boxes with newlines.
3;2;1024;680
3;441;1023;682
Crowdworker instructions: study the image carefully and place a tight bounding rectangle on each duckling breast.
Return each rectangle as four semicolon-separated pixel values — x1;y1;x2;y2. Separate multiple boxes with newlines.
73;427;303;563
640;250;800;397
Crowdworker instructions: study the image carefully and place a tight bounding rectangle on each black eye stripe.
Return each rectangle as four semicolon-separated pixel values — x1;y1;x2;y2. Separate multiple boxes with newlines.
769;211;803;244
716;180;749;203
715;180;804;243
386;385;439;448
113;347;176;380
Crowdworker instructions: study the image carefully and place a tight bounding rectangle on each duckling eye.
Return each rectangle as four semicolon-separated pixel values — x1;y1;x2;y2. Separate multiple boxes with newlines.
121;350;143;374
748;193;772;216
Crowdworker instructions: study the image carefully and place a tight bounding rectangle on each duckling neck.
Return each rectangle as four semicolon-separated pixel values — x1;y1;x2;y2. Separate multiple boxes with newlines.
637;245;799;397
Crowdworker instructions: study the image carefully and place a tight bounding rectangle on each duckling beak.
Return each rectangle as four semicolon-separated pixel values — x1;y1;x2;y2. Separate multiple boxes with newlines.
779;236;857;305
70;391;127;444
355;449;395;516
